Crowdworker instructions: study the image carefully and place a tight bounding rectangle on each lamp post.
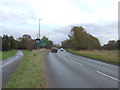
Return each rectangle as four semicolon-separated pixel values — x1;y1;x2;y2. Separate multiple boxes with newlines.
35;19;41;50
39;19;41;38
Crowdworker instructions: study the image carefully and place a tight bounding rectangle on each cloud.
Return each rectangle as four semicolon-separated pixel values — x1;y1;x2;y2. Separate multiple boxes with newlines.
49;21;118;45
82;21;118;45
0;0;118;45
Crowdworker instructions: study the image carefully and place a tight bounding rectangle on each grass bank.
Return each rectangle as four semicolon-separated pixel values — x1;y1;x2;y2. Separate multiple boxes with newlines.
1;50;17;60
66;49;119;65
6;49;49;88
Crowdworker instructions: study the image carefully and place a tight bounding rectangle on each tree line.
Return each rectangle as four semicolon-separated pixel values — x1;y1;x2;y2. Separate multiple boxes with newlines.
1;34;53;51
61;26;119;50
1;26;119;51
101;40;120;50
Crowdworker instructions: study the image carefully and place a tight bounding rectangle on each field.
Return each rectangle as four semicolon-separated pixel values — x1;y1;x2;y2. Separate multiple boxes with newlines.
6;49;49;88
1;50;17;60
66;49;119;65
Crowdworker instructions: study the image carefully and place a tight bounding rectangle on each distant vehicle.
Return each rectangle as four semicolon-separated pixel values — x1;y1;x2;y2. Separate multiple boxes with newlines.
59;48;64;51
51;47;58;53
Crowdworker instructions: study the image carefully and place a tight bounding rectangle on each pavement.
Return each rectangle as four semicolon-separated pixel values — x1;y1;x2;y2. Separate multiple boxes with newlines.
0;51;23;88
45;50;119;88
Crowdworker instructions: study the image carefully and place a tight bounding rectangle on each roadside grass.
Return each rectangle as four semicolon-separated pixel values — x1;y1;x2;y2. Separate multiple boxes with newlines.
1;50;17;60
66;49;119;65
6;49;49;88
0;51;2;60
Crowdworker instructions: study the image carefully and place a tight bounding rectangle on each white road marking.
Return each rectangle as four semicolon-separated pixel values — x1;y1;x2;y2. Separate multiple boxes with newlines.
70;59;84;66
0;56;19;68
96;71;120;81
76;62;84;66
63;54;84;66
61;52;119;82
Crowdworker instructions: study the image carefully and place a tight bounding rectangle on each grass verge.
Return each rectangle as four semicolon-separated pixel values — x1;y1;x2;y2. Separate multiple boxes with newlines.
1;50;17;60
66;49;119;65
6;49;49;88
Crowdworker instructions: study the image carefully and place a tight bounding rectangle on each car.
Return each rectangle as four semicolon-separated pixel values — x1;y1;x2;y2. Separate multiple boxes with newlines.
59;48;64;51
51;47;58;53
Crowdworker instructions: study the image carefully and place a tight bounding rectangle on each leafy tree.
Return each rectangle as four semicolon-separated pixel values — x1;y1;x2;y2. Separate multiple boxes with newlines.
62;26;100;50
2;35;19;51
2;34;54;51
41;36;53;48
17;34;36;50
2;35;9;51
102;40;119;50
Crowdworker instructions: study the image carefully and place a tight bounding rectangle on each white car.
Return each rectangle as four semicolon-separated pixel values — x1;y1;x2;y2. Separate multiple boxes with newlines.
59;48;64;51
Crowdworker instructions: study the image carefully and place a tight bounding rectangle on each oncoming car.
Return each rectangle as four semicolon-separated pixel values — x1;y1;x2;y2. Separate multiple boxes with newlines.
51;47;58;53
59;48;64;51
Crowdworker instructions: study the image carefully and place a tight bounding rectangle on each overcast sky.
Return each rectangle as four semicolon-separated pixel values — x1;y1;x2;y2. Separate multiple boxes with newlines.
0;0;119;45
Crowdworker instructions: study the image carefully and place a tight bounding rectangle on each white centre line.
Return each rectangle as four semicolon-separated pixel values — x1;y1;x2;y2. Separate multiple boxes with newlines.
96;70;120;81
76;62;84;66
70;59;84;66
61;52;119;82
63;53;84;66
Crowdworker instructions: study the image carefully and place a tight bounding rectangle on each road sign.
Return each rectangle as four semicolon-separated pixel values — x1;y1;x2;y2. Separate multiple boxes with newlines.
40;39;46;47
35;38;41;47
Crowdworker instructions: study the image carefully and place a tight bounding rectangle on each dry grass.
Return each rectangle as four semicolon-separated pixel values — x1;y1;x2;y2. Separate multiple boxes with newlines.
67;49;119;65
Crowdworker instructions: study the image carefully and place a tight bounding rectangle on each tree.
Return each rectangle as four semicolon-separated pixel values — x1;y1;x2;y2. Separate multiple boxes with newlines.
17;34;36;50
9;36;17;49
2;34;54;51
2;35;20;51
61;26;100;50
102;40;119;50
2;35;9;51
41;36;53;48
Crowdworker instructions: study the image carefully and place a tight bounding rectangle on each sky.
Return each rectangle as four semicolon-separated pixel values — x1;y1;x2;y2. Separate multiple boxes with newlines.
0;0;119;45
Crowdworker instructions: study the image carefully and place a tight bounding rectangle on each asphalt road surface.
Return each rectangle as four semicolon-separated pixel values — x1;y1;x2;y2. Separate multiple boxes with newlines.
45;50;119;88
1;51;23;88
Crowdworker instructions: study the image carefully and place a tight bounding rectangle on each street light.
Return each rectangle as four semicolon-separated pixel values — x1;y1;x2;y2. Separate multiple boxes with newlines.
39;19;41;38
35;19;41;49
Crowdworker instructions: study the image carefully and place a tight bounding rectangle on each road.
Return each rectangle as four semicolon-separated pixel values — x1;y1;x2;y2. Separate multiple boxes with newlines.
45;50;119;88
1;51;23;88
